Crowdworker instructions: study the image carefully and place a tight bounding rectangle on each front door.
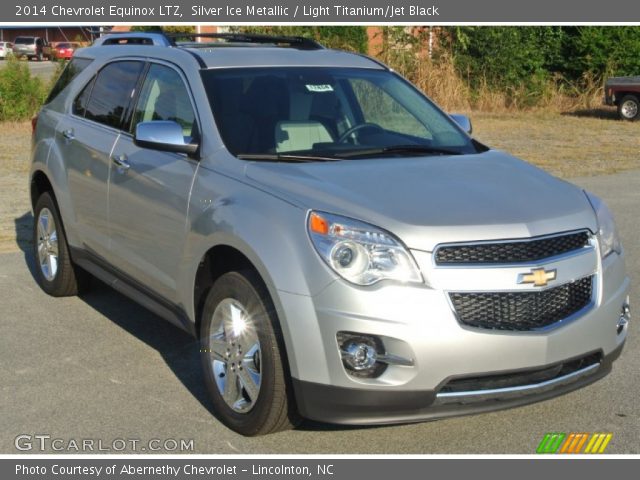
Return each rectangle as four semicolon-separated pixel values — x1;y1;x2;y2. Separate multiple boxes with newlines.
108;62;200;302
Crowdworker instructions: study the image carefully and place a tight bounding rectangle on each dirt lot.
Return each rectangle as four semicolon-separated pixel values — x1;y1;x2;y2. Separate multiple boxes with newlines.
471;109;640;177
2;110;640;252
0;122;31;253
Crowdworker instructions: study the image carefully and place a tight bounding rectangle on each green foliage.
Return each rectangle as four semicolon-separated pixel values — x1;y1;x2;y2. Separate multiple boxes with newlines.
130;25;196;41
561;27;640;79
130;26;196;34
0;57;47;121
446;27;565;104
229;26;368;52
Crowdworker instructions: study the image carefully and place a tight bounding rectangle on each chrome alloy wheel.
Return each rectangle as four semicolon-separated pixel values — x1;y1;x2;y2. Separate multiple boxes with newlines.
621;99;638;119
36;207;59;281
208;298;262;413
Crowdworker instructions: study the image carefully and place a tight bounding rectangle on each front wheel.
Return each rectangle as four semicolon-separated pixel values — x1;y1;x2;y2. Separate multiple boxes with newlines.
618;95;640;121
200;271;298;436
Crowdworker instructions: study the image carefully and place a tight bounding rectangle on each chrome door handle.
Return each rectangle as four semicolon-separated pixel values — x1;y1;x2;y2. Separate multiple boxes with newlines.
111;154;130;171
62;129;75;141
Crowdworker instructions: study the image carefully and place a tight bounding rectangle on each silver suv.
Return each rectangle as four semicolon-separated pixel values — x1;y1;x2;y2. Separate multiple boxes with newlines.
31;32;630;436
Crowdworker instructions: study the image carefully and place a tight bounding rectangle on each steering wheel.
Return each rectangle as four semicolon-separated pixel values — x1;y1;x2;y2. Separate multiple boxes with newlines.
337;123;385;144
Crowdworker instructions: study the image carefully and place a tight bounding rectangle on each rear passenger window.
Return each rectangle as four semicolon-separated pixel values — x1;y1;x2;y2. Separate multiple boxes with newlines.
46;57;93;104
83;61;144;130
131;64;196;139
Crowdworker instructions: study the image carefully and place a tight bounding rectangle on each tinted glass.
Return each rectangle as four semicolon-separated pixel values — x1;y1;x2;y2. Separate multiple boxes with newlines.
14;37;33;45
84;61;144;129
46;57;92;104
201;67;476;158
73;77;94;117
131;64;196;139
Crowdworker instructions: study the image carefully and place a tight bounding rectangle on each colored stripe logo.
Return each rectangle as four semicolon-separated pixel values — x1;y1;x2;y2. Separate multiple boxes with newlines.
537;433;612;454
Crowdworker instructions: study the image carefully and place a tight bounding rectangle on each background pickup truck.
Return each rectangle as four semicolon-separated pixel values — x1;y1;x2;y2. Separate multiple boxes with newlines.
604;76;640;121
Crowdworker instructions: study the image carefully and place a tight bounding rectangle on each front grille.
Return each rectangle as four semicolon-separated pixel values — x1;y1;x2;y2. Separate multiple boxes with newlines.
449;276;593;331
439;352;601;393
435;231;590;265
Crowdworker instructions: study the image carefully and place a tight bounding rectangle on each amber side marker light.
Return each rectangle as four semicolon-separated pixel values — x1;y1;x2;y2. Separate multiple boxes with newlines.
309;212;329;235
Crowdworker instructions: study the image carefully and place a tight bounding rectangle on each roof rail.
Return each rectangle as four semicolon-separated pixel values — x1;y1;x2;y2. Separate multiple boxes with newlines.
168;33;324;50
91;31;325;51
93;32;175;47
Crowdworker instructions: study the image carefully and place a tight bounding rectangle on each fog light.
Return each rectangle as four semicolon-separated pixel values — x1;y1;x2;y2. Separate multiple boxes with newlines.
337;332;386;378
337;332;415;378
343;341;377;370
617;297;630;335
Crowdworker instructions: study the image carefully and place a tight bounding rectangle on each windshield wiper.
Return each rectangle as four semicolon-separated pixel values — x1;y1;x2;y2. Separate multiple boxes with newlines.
237;153;339;163
335;144;462;159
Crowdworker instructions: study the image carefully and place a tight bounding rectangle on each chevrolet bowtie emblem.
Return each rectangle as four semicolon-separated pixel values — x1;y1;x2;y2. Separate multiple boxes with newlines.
518;268;557;287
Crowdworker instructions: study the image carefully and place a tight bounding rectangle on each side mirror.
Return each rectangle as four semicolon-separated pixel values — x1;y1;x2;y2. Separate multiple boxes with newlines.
449;114;473;134
134;121;199;156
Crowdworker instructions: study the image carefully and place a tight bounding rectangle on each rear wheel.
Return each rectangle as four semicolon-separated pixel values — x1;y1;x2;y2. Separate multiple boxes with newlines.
618;95;640;121
33;192;89;296
200;271;298;436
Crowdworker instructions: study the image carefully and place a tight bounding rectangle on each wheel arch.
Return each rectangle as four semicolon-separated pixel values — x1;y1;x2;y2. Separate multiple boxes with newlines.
30;169;54;209
192;241;302;393
614;91;639;105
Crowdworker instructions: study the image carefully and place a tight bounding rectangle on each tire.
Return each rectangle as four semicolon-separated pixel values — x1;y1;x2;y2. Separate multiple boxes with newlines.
33;192;89;297
618;95;640;121
200;270;298;436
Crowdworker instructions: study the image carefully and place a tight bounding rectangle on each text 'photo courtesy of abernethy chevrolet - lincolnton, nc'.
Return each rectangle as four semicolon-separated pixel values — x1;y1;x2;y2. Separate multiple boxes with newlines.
29;31;630;436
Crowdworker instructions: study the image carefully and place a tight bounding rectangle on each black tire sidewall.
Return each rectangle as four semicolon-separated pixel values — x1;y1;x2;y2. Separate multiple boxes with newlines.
199;271;283;436
33;193;70;294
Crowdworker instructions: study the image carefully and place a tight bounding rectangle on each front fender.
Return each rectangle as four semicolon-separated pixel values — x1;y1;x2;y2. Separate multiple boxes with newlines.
180;167;338;378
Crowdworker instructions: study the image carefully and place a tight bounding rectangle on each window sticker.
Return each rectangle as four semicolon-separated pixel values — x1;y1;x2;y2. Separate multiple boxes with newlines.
305;84;334;93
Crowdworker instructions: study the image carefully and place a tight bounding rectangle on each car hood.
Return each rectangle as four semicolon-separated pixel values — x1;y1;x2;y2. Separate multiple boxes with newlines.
244;150;596;251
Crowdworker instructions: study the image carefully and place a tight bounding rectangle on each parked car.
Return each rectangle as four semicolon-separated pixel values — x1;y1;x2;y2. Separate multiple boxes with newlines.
604;76;640;120
0;41;13;59
52;42;79;61
30;32;630;436
12;36;51;61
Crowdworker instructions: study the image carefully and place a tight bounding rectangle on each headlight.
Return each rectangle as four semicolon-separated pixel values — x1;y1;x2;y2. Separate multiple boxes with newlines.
307;211;423;286
585;191;622;258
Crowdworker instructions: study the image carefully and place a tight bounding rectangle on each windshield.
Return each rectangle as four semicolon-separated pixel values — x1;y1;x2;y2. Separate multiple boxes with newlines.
201;67;479;159
14;37;34;45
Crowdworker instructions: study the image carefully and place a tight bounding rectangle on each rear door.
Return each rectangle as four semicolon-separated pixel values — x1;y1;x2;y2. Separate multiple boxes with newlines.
55;60;145;259
107;62;200;302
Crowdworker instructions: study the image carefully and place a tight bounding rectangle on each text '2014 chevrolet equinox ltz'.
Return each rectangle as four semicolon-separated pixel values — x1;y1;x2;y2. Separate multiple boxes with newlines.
30;32;630;436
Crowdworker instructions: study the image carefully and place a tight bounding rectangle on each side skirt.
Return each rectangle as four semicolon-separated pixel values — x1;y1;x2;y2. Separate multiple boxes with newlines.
70;246;197;337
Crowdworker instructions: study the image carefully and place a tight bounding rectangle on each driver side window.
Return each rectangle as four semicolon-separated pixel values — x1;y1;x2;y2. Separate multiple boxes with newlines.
132;64;196;141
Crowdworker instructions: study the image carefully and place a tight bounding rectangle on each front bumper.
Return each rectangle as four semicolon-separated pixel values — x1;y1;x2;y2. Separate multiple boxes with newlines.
292;343;623;425
279;247;629;424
